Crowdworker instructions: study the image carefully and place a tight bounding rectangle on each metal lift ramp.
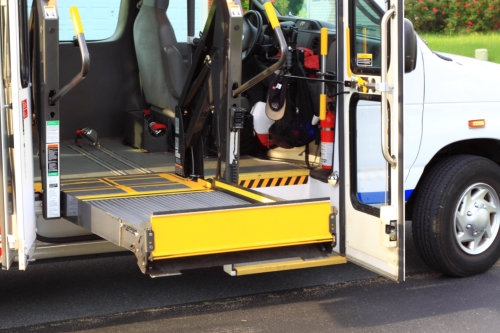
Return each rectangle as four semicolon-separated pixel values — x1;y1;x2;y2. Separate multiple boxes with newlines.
62;173;344;277
54;1;344;277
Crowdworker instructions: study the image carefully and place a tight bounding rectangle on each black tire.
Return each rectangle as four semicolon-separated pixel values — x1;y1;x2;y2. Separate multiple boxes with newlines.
412;154;500;277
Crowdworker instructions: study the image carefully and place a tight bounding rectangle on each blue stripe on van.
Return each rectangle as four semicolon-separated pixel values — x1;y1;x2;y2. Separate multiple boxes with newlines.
357;190;413;204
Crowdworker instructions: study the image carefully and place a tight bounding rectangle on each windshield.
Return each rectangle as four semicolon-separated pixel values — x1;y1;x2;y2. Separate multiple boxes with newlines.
268;0;336;23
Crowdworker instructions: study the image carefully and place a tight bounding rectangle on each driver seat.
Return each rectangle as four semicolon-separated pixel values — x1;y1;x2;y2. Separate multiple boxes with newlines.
133;0;187;117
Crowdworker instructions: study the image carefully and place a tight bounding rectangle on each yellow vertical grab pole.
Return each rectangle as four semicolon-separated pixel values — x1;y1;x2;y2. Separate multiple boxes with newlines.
319;27;328;120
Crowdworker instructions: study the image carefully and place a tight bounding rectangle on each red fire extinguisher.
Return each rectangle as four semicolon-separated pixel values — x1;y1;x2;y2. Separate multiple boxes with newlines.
320;109;335;170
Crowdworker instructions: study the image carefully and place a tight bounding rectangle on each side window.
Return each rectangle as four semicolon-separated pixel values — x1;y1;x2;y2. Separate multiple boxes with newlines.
29;0;206;42
351;0;383;74
57;0;121;41
27;0;121;41
168;1;189;42
169;0;206;43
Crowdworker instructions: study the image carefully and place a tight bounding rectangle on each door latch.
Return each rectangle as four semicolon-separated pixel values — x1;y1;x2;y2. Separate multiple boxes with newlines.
385;220;397;242
380;205;397;248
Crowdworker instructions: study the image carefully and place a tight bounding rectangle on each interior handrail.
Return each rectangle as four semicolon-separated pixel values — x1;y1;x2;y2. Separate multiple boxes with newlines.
49;6;90;105
232;2;287;97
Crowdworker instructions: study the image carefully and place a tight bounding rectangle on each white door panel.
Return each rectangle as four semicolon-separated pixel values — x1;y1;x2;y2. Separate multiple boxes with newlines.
340;0;405;281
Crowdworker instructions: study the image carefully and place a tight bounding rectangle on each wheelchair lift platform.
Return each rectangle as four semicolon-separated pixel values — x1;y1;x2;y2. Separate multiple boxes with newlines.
61;170;344;277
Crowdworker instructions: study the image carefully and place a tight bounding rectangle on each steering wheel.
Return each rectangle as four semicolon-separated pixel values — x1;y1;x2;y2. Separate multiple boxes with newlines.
242;10;263;60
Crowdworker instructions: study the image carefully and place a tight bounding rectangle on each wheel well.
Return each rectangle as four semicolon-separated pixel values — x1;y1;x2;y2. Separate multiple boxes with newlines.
406;139;500;219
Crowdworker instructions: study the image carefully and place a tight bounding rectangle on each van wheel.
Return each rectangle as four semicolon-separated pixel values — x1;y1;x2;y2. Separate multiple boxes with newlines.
412;155;500;276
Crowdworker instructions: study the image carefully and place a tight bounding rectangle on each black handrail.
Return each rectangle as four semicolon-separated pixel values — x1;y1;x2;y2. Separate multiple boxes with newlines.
49;6;90;105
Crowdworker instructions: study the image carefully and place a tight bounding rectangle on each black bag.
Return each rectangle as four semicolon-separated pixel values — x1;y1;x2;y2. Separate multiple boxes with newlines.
269;60;319;148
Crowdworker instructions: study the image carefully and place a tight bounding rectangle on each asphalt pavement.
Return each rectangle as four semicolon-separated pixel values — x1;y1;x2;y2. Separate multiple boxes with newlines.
3;222;499;333
29;263;500;333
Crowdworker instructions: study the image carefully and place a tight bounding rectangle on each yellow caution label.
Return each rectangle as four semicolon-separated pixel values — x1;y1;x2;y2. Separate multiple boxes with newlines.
357;53;373;67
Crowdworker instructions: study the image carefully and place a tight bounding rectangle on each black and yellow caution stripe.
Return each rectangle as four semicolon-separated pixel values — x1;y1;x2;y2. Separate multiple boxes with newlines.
238;169;309;188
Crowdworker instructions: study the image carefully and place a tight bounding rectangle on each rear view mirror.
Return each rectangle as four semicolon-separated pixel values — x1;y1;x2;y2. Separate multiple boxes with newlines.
404;18;417;73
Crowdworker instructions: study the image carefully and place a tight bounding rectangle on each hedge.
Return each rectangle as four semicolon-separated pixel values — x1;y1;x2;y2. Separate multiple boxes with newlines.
405;0;500;33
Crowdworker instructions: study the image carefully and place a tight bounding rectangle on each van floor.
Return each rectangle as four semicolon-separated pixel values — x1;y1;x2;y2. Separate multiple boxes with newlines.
33;137;313;182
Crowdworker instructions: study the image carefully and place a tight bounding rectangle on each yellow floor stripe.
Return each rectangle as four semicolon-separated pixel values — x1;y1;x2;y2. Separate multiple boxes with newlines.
103;178;137;195
60;173;211;200
51;168;310;200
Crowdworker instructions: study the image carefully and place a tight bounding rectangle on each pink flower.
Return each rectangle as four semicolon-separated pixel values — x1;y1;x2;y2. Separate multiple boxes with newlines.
432;7;438;12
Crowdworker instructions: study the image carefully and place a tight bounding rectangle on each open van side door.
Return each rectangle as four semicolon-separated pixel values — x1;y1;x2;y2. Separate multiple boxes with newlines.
0;0;36;270
338;0;405;281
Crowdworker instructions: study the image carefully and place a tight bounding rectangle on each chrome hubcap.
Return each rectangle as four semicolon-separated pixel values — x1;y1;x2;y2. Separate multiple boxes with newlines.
454;183;500;255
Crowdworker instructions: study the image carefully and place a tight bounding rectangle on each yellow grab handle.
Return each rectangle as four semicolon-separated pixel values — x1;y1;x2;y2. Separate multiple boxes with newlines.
70;6;84;35
321;27;328;56
264;2;280;29
319;94;327;121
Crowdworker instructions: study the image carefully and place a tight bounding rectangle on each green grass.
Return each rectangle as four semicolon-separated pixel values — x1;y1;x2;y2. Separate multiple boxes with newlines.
419;32;500;64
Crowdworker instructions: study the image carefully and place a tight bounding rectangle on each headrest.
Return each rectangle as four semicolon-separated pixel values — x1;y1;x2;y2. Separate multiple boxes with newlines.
141;0;169;10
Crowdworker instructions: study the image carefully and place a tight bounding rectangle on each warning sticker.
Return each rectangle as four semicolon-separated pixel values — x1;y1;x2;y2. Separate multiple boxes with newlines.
230;5;242;17
46;143;60;218
357;53;373;67
22;99;28;119
47;143;59;176
43;5;58;20
46;120;59;143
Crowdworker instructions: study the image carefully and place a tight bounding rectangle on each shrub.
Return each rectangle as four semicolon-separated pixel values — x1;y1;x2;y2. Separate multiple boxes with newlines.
405;0;447;33
405;0;500;34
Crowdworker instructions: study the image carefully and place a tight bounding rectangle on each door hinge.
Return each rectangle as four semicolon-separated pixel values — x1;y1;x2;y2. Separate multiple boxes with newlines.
330;206;338;248
7;234;17;249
